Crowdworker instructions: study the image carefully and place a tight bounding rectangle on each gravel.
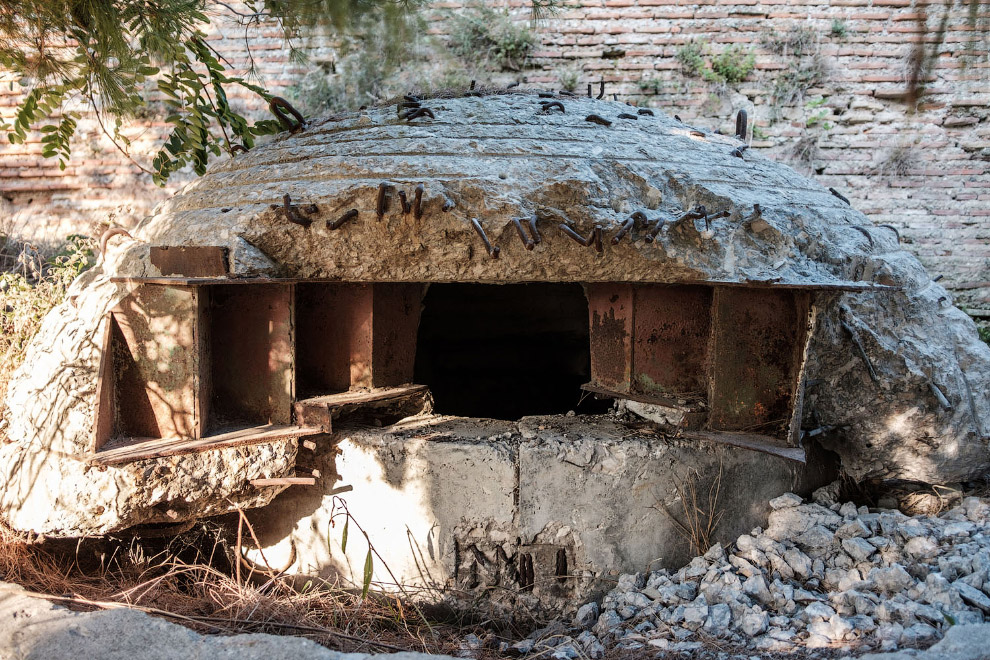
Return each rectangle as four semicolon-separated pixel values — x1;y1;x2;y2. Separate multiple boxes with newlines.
505;492;990;659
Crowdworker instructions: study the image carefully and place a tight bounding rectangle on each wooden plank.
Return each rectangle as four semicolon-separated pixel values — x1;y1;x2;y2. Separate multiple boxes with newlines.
89;424;322;466
91;314;115;453
250;477;317;487
150;246;229;277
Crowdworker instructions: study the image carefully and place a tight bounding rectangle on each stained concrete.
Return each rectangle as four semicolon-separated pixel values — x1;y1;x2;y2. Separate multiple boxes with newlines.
242;414;836;612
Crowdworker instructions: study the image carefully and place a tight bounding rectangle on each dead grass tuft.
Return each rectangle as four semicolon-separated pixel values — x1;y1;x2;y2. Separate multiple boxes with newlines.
0;518;506;655
656;457;725;556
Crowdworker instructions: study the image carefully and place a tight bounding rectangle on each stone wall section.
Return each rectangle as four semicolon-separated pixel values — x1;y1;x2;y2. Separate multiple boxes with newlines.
0;0;987;312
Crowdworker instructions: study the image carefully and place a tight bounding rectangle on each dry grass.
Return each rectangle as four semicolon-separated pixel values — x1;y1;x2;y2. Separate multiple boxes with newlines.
0;518;507;656
656;457;725;556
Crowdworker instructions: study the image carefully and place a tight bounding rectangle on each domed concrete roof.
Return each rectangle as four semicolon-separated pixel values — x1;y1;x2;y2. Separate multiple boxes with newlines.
134;93;891;287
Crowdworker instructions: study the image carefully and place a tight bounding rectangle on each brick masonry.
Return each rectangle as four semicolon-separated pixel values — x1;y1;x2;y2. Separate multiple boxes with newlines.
1;1;987;313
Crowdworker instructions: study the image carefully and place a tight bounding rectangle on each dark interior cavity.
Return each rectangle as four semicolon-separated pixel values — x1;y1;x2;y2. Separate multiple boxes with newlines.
414;283;609;420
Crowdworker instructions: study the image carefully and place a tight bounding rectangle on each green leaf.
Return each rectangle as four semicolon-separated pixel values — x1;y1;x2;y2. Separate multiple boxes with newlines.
341;518;349;553
362;547;373;599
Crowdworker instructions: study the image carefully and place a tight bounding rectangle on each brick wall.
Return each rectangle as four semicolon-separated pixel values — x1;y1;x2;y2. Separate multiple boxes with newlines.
1;1;987;314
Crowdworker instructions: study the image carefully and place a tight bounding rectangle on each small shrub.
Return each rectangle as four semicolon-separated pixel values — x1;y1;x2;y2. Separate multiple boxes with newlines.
979;326;990;346
638;75;664;95
830;19;848;39
872;145;917;178
449;6;537;72
676;40;755;84
0;234;95;415
761;26;817;57
557;67;580;92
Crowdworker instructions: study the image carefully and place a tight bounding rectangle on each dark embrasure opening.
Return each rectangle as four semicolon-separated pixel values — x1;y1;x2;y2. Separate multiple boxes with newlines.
414;283;609;420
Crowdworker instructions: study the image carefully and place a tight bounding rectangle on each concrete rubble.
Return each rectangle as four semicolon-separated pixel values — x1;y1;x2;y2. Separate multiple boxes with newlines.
505;491;990;659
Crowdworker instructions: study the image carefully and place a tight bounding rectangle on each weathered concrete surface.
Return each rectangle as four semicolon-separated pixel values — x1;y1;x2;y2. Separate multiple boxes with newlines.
0;581;451;660
853;624;990;660
243;414;835;611
2;93;989;536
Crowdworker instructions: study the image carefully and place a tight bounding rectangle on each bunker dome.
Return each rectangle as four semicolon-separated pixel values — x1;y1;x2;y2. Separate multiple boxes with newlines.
2;92;988;603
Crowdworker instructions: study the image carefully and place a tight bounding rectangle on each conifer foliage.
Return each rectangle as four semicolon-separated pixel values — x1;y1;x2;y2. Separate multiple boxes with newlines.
0;1;413;184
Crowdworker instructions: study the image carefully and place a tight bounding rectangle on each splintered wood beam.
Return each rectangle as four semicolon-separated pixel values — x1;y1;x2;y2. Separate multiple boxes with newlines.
250;477;317;487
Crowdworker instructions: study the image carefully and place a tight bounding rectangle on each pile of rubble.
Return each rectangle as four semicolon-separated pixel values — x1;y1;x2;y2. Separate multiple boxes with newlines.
509;490;990;658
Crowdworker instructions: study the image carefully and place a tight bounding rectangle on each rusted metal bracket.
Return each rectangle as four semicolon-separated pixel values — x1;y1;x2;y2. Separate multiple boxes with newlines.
471;218;500;259
269;97;305;133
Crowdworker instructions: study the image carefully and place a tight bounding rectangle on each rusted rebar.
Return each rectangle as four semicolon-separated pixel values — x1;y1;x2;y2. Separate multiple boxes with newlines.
617;113;638;120
398;190;411;214
269;97;305;133
471;218;500;259
611;211;644;245
400;107;435;121
413;183;424;219
878;224;900;243
596;79;605;100
538;101;565;114
585;114;611;127
830;187;851;205
593;226;603;252
528;215;542;244
637;108;654;116
280;194;312;227
735;109;748;140
841;319;879;386
929;381;952;411
644;216;665;243
559;223;593;246
230;144;248;154
328;209;358;230
731;145;749;158
376;183;390;220
99;227;133;254
851;225;874;248
511;218;536;250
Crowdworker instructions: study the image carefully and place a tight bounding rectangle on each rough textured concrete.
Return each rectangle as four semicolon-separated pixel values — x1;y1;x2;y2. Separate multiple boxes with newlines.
244;413;834;612
2;93;989;537
0;581;451;660
852;624;990;660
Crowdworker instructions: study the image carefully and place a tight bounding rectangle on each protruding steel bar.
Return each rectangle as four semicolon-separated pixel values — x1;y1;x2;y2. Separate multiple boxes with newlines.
878;224;900;243
471;218;500;259
731;145;749;158
413;183;424;219
559;223;593;246
830;187;851;205
528;215;542;244
930;381;952;411
592;226;604;253
851;225;874;248
328;209;358;230
538;101;565;114
841;320;880;386
398;190;411;214
376;183;389;220
282;194;312;227
512;218;536;250
617;113;638;120
585;114;611;127
596;79;605;99
611;212;643;245
735;109;748;140
269;97;305;133
637;108;654;116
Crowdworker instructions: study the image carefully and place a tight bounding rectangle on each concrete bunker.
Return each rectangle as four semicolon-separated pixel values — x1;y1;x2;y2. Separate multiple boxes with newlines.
3;92;988;612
